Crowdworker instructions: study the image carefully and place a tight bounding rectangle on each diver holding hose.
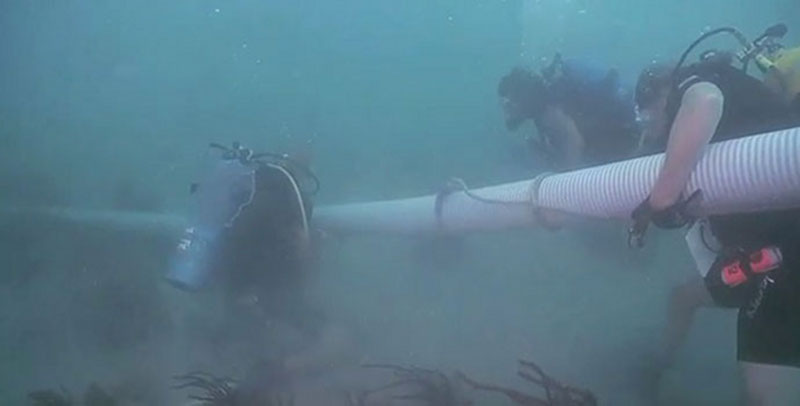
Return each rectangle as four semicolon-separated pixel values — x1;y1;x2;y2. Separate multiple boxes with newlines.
632;24;800;405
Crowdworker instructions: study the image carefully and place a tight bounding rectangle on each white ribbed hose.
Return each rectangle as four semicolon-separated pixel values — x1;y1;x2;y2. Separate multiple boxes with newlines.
314;127;800;234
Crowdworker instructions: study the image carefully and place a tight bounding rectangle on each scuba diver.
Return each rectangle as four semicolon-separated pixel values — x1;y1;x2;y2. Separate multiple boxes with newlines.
498;54;639;170
632;23;800;405
167;142;352;377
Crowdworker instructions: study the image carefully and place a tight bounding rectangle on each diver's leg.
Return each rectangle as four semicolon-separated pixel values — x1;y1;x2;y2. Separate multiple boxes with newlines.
659;275;715;364
661;217;720;364
635;275;715;403
740;362;800;406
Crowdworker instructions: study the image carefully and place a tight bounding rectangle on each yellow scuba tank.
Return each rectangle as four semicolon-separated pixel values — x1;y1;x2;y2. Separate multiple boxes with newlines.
762;46;800;103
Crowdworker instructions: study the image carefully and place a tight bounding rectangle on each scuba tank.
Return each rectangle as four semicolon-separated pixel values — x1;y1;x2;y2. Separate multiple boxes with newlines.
762;46;800;104
165;142;319;291
166;144;259;290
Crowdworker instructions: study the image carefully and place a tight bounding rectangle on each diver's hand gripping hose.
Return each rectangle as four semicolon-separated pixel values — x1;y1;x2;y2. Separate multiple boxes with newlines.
628;190;702;248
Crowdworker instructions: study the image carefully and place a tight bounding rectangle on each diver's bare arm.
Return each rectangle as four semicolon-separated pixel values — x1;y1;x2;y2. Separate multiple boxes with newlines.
649;82;723;210
541;106;585;169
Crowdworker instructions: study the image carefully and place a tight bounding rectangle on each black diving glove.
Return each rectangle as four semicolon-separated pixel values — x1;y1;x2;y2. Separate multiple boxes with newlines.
629;190;702;248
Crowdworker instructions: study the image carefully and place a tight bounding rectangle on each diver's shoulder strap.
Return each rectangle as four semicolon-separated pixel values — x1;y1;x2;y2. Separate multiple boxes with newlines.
666;65;725;120
676;74;706;93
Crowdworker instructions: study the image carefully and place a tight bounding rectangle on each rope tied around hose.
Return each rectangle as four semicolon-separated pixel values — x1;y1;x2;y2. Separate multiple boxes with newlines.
434;173;558;231
528;172;562;230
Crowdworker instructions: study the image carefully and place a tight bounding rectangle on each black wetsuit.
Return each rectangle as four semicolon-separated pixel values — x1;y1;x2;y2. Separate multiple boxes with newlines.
666;62;800;367
531;58;639;168
214;163;324;338
547;59;639;166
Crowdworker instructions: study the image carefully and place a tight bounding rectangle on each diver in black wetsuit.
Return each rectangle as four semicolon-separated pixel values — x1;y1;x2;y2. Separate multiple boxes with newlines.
214;155;322;335
633;54;800;404
169;143;351;377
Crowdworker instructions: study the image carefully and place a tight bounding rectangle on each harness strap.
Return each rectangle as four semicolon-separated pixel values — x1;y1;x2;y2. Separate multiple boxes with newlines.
529;172;560;230
265;163;310;241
